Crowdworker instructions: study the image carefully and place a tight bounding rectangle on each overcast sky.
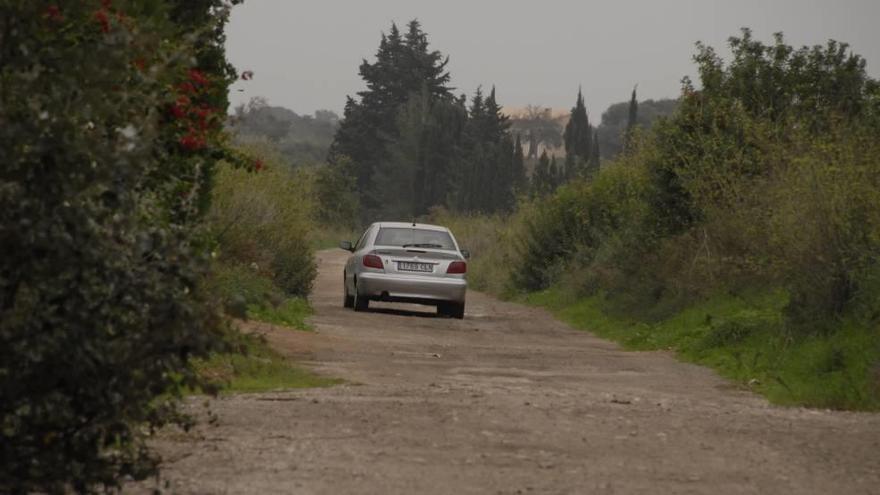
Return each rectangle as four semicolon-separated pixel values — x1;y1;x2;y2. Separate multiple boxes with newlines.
226;0;880;119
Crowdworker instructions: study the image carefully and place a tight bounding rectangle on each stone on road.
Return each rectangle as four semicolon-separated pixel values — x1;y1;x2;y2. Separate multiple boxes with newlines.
142;249;880;494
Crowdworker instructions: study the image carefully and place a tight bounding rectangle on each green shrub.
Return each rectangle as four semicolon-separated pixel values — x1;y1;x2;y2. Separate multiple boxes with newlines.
698;309;776;349
428;206;525;295
194;332;340;393
247;298;312;330
208;146;317;297
0;2;240;492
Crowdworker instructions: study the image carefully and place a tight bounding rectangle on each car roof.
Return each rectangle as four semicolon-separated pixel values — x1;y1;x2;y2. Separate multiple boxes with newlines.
372;222;449;232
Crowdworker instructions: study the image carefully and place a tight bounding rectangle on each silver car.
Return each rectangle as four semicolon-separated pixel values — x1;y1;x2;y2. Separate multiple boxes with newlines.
340;222;469;319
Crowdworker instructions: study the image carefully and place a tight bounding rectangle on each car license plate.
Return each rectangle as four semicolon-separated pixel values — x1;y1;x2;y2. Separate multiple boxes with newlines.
398;261;433;272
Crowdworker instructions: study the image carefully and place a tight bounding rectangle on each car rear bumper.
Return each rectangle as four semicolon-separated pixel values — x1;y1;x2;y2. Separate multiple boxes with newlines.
357;272;466;304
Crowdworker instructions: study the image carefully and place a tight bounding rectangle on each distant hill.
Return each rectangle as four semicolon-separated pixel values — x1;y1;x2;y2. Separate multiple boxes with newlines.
230;97;339;165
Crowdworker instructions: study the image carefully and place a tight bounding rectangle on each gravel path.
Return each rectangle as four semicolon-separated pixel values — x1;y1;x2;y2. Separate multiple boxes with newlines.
138;249;880;494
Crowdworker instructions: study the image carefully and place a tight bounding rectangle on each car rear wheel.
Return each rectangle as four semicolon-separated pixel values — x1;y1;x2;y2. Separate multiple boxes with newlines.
343;274;354;308
353;280;369;312
438;301;465;319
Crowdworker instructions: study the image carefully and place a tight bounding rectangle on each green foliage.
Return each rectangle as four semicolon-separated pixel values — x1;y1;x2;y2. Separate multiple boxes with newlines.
563;88;593;179
208;146;317;298
331;21;522;220
208;263;285;315
330;20;453;210
428;207;526;295
526;289;879;410
0;1;241;491
449;87;518;214
374;86;466;218
442;29;880;411
206;261;312;330
194;333;340;394
530;151;556;198
313;156;360;229
597;97;678;160
247;298;312;330
231;97;339;165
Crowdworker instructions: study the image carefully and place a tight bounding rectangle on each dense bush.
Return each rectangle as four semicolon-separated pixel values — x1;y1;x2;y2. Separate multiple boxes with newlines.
0;1;241;491
208;144;317;299
506;31;880;327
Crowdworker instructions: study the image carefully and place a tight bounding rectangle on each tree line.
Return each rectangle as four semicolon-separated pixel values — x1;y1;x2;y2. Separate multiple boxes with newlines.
329;20;661;220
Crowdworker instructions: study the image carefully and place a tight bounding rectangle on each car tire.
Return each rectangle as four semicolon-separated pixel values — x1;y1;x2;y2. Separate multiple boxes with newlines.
450;301;465;319
343;274;354;308
353;280;369;312
438;302;465;319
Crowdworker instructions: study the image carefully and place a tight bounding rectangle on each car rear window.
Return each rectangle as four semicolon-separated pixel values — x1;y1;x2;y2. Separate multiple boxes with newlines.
375;228;456;250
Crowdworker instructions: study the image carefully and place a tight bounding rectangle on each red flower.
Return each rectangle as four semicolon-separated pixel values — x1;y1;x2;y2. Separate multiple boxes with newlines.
44;5;64;22
193;106;212;119
254;159;264;172
133;58;146;71
94;9;110;33
170;103;186;119
188;69;209;87
179;133;205;151
177;82;196;94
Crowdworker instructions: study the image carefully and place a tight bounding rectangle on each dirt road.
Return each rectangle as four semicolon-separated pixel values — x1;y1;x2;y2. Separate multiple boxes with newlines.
144;249;880;494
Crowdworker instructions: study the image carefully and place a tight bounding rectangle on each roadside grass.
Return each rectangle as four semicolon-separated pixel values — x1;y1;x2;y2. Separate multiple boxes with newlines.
194;334;341;394
525;288;880;411
247;297;312;330
198;264;340;393
311;226;357;251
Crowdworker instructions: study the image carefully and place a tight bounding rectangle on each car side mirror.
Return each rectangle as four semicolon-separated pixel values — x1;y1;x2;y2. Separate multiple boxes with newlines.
460;249;471;259
339;240;354;252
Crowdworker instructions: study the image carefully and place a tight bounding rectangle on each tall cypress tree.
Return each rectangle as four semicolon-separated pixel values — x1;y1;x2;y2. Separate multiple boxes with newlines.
531;151;553;197
589;129;601;175
549;155;560;188
563;88;592;179
623;85;639;153
512;134;527;195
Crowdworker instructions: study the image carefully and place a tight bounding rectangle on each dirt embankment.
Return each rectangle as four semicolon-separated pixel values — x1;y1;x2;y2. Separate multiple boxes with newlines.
137;249;880;494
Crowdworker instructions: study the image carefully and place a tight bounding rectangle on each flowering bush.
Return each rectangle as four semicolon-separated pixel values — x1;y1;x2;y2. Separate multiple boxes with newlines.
0;1;242;491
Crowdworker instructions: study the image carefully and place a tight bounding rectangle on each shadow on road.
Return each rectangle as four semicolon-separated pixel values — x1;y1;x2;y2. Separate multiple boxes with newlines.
363;306;442;319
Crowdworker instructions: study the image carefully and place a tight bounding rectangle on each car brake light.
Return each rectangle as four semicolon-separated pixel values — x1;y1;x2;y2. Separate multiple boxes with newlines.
447;261;467;274
363;254;384;269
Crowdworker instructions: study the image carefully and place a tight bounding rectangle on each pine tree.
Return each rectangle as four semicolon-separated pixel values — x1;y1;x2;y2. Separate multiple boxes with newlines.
451;86;516;213
373;87;465;219
563;88;592;180
329;20;453;215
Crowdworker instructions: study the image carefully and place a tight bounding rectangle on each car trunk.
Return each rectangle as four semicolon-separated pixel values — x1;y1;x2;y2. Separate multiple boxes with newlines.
371;247;462;278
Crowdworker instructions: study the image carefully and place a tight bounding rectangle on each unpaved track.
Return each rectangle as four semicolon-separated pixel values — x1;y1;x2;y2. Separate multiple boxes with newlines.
141;250;880;494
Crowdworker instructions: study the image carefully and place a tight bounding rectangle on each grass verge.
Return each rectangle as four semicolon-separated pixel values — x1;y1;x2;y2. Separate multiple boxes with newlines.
247;297;312;330
200;269;341;393
194;335;341;394
525;288;880;411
